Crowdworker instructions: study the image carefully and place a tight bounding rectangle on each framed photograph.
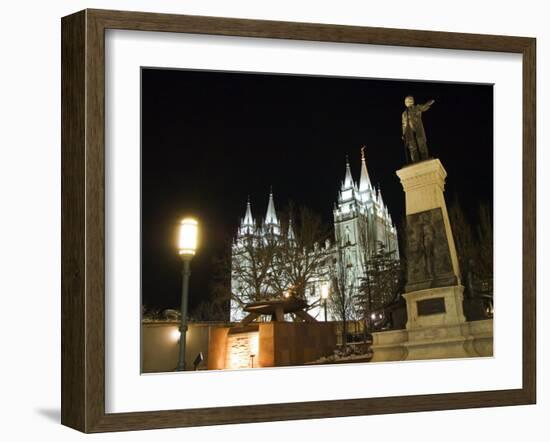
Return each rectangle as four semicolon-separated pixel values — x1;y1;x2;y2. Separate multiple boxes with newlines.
61;9;536;433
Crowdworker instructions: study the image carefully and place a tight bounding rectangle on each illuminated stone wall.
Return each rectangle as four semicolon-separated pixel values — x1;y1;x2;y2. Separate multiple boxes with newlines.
225;330;260;369
141;321;227;373
143;321;341;372
208;322;338;370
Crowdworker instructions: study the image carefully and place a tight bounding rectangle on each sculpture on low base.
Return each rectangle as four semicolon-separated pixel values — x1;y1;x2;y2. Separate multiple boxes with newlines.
370;100;493;362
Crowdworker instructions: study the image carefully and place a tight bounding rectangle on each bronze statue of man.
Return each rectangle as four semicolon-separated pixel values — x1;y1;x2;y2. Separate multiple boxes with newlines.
402;96;435;163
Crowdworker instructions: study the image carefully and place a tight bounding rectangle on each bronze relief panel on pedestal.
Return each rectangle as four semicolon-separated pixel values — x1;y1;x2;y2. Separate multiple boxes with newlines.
405;208;458;292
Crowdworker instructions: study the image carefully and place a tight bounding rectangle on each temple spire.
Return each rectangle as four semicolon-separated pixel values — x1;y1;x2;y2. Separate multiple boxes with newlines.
243;196;254;226
359;145;372;192
287;218;296;241
265;188;278;225
342;156;355;189
376;186;384;207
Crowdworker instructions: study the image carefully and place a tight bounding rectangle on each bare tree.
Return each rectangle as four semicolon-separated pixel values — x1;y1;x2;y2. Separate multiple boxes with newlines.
448;195;476;284
272;205;331;301
356;242;401;330
327;246;356;346
231;230;280;302
448;197;493;298
210;204;332;322
476;202;493;280
210;231;280;321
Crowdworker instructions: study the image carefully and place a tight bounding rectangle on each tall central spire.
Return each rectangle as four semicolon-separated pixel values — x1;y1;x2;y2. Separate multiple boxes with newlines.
359;145;372;193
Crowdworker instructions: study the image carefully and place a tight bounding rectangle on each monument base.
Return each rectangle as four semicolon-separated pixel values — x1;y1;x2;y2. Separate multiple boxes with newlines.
371;286;493;362
404;285;466;330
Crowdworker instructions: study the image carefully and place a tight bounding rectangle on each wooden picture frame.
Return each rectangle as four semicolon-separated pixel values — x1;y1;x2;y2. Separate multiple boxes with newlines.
61;8;536;433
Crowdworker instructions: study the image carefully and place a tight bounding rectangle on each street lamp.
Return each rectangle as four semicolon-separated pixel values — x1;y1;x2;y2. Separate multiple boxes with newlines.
176;217;198;371
321;282;330;322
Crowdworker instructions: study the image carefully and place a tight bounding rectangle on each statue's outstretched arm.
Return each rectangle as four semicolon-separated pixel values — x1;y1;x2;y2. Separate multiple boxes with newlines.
418;99;435;112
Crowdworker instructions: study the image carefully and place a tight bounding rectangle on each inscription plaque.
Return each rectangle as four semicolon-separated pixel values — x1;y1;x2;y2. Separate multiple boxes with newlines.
417;297;446;316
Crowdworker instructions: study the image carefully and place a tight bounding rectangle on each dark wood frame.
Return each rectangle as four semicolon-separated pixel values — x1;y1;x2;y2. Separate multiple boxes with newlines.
61;9;536;433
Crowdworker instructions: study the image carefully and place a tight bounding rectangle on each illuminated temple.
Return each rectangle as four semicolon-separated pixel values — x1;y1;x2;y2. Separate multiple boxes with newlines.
230;150;400;322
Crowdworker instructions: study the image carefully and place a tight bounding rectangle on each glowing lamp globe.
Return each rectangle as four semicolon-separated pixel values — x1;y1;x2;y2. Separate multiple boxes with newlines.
178;218;198;256
321;283;330;300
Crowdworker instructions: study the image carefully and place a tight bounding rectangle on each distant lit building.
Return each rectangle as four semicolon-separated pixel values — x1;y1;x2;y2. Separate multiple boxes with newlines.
230;151;399;321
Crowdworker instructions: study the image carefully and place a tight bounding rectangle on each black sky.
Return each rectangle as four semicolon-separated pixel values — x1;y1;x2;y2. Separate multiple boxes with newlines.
141;68;493;312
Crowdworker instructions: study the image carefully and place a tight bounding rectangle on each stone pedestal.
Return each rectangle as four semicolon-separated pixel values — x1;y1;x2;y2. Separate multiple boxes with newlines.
371;159;493;362
396;159;461;291
404;285;465;331
402;285;473;360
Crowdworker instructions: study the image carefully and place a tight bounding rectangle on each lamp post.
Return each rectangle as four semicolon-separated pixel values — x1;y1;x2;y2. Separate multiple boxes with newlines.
321;282;330;322
176;217;198;371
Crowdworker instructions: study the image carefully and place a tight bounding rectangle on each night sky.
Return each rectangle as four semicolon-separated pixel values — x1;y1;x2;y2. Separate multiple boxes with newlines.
141;68;493;313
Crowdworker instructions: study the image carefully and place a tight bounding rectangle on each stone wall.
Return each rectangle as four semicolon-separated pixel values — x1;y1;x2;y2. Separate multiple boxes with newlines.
207;326;230;370
141;321;229;373
144;320;340;371
208;321;337;370
266;322;337;367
